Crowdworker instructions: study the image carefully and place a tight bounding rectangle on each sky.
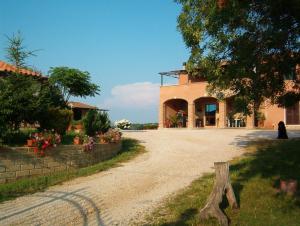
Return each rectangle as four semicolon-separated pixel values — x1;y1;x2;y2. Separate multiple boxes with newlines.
0;0;190;123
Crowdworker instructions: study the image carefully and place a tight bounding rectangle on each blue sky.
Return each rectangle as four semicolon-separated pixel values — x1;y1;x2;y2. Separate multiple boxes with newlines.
0;0;189;123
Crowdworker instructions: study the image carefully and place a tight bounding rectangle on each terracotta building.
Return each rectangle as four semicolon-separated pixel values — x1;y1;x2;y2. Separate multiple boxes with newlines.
158;67;300;129
0;60;45;79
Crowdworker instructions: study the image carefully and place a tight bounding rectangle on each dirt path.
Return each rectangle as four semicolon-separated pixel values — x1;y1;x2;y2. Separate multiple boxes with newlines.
1;129;299;225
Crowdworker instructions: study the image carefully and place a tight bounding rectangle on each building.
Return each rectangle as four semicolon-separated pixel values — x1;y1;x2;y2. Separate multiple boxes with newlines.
68;101;108;121
0;60;46;79
158;67;300;129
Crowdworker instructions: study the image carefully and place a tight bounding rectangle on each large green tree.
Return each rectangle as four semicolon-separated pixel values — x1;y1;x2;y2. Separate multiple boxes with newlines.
48;67;100;103
176;0;300;115
5;31;38;69
0;32;66;142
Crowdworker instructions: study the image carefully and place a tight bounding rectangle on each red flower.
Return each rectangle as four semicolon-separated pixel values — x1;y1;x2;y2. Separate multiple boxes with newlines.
40;151;45;157
33;147;39;154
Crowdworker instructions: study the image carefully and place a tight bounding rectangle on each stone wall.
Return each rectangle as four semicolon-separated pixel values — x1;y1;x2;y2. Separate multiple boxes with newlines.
0;142;122;184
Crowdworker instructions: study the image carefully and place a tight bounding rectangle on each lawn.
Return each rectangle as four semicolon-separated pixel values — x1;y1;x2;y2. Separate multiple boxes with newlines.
146;139;300;226
0;138;145;203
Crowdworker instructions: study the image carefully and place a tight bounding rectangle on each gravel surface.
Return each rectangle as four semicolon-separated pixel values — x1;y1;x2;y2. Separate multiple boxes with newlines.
1;129;299;226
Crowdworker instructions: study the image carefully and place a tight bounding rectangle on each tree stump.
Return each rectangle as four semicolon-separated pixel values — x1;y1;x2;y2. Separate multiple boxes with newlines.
199;162;238;226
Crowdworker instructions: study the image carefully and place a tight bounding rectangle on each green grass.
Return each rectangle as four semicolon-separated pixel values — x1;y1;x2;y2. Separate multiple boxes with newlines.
0;138;145;203
146;139;300;226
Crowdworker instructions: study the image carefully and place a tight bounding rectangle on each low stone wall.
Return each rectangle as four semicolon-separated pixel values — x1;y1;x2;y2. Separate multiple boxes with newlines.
0;142;122;184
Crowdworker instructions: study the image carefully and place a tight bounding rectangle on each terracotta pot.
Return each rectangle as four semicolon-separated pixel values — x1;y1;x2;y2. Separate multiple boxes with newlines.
280;179;298;196
27;139;34;147
73;137;81;145
100;138;108;144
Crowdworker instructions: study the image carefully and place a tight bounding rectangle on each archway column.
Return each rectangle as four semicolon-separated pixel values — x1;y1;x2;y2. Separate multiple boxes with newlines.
218;101;226;128
246;105;255;128
159;103;165;129
188;102;195;129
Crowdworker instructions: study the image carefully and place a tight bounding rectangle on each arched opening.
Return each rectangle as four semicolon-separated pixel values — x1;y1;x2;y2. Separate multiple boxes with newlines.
194;97;218;127
164;99;188;128
225;97;247;127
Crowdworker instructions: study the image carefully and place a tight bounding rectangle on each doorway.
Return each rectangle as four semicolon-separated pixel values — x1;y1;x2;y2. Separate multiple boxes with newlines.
205;104;217;126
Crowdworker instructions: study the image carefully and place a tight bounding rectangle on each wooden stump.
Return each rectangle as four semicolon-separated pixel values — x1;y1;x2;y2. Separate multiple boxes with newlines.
199;162;238;226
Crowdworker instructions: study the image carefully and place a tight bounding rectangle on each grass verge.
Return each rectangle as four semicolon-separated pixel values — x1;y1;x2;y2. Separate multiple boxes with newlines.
0;138;145;203
146;139;300;226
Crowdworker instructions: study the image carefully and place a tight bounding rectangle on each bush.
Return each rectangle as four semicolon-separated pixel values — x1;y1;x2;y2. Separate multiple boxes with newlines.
143;123;158;130
98;111;111;133
115;119;131;130
129;123;158;130
39;108;73;135
83;110;111;136
130;124;144;130
1;128;37;146
61;131;78;145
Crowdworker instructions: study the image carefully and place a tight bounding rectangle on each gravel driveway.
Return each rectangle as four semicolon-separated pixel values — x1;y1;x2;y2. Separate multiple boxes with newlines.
1;129;299;225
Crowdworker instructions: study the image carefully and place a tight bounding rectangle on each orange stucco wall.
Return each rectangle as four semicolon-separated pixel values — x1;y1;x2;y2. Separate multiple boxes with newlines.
261;102;285;129
159;72;299;129
179;74;189;85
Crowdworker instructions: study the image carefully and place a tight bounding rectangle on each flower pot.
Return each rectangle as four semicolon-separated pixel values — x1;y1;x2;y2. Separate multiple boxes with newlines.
100;138;108;144
280;179;298;196
27;139;34;147
73;137;81;145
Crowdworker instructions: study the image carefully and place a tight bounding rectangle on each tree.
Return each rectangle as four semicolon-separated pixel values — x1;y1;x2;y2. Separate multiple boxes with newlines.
48;67;100;103
0;32;67;142
0;74;40;132
0;74;66;138
83;110;111;136
176;0;300;115
39;108;73;135
5;31;38;69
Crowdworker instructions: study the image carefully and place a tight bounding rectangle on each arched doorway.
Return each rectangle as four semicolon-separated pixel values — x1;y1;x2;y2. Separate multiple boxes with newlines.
164;99;188;128
194;97;218;127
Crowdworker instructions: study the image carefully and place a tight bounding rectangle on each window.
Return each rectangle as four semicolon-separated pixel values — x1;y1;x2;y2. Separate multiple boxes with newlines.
205;104;217;126
286;102;300;125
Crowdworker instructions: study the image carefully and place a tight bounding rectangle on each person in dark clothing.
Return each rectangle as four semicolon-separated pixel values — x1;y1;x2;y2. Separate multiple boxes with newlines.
277;121;288;139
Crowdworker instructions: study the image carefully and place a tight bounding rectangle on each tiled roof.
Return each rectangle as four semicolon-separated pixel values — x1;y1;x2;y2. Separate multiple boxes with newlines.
0;60;43;77
68;101;98;109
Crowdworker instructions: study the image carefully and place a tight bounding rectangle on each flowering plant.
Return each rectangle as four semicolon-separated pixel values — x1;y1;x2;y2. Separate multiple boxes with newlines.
98;128;122;144
30;131;61;157
83;136;95;152
114;119;131;130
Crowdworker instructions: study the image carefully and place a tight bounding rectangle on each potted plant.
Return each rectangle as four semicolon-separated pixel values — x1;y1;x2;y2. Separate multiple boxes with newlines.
73;136;80;145
27;133;36;147
99;134;109;144
27;139;34;147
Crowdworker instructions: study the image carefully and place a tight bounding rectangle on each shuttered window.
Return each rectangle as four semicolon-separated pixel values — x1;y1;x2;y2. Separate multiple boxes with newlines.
286;102;300;125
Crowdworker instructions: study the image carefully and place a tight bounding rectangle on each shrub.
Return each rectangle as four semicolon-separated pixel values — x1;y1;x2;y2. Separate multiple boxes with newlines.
115;119;131;130
1;128;37;146
83;110;111;136
39;108;73;135
61;131;78;145
98;128;122;143
98;111;111;133
130;124;144;130
143;123;158;130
